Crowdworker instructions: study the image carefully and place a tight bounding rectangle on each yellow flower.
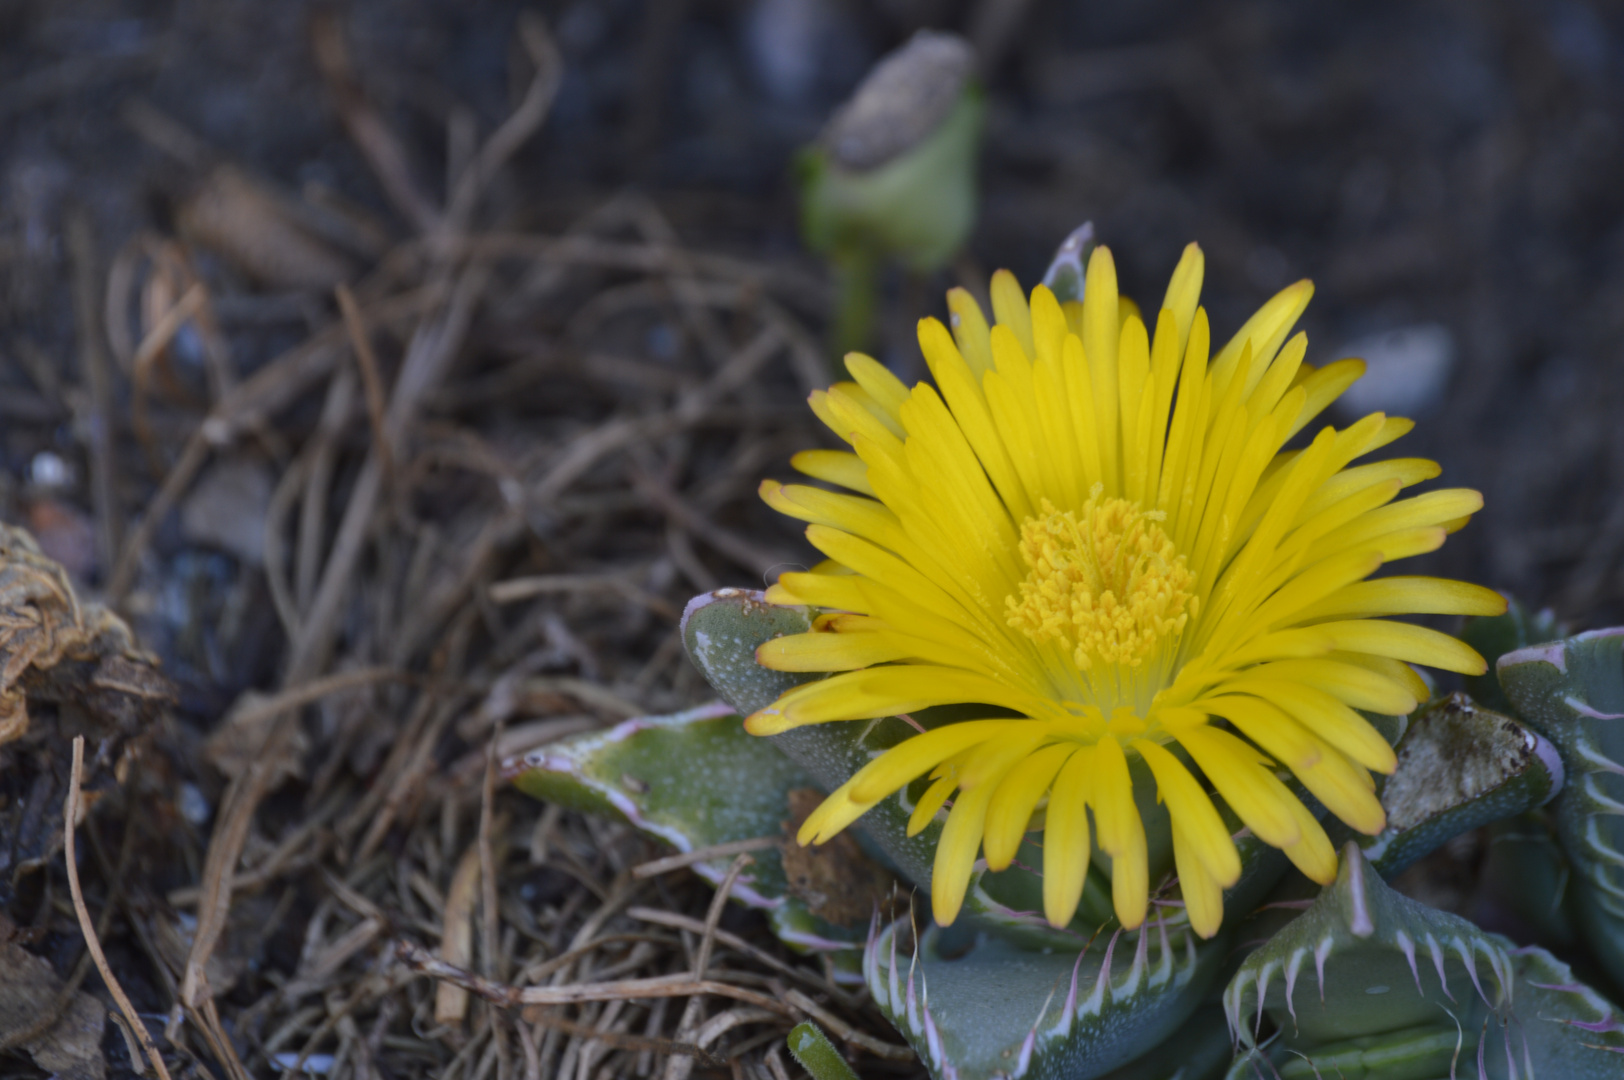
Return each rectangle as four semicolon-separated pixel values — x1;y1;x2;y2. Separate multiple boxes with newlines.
750;243;1505;938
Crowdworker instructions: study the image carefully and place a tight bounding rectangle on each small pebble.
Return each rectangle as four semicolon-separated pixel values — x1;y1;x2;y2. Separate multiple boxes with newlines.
28;450;72;489
272;1053;335;1075
1334;323;1455;418
179;782;211;827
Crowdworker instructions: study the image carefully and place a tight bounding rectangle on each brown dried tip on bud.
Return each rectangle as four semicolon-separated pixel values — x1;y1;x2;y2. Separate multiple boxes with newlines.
820;31;976;172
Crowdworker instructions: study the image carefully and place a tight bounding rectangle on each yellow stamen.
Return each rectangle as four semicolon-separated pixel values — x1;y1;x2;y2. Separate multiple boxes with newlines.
1007;485;1196;669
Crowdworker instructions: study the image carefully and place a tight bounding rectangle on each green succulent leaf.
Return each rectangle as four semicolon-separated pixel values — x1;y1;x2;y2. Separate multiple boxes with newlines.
503;702;806;905
865;908;1227;1080
681;588;940;887
1226;843;1515;1053
1040;223;1096;304
1359;692;1563;878
1475;814;1576;950
787;1021;861;1080
1494;945;1624;1076
1498;627;1624;991
502;701;870;969
1224;842;1624;1078
680;589;821;718
1094;1004;1232;1080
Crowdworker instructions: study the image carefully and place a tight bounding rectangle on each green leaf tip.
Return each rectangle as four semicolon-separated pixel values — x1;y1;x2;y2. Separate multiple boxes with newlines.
503;702;808;908
1460;595;1564;714
1040;223;1095;304
787;1021;860;1080
681;588;819;719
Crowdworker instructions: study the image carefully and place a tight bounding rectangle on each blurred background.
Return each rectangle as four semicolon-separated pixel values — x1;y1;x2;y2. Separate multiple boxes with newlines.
1;1;1622;1073
7;1;1624;633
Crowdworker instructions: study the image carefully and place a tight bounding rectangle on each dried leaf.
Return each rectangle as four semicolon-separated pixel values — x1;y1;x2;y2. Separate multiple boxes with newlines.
0;918;106;1080
780;788;894;926
0;524;169;902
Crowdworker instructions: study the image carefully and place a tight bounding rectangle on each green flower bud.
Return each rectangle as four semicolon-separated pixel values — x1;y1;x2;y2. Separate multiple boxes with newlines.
797;31;984;356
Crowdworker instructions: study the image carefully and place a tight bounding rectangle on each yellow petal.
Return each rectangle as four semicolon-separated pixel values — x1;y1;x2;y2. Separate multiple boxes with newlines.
1158;242;1205;363
844;353;911;419
846;720;1016;804
1248;658;1418;716
790;449;875;495
1312;619;1487;675
1091;735;1147;929
1174;725;1300;850
908;773;957;836
990;269;1034;358
1133;738;1240;886
932;753;1020;925
1291;577;1507;623
1279;796;1338;884
1172;821;1224;939
984;743;1074;870
1042;747;1094;928
755;630;910;672
1226;678;1397;774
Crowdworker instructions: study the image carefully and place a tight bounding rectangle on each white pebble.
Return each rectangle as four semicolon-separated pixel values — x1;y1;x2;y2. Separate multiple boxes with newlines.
28;451;71;489
1334;323;1455;418
273;1053;335;1075
179;782;211;826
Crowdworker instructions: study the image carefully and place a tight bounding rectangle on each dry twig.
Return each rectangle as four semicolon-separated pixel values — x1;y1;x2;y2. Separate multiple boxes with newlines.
65;737;174;1080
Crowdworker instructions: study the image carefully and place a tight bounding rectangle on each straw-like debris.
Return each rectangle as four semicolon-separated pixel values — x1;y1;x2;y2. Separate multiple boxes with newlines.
0;13;910;1080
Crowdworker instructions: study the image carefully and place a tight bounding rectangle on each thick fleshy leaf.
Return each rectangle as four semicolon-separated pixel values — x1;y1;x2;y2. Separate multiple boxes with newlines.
1499;627;1624;990
683;587;945;887
1357;691;1563;877
503;701;869;970
866;909;1227;1080
787;1021;860;1080
1226;844;1513;1049
1474;813;1577;950
1225;845;1624;1078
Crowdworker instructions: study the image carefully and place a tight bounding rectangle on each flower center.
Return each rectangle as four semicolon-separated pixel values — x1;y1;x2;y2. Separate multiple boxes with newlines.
1006;488;1196;670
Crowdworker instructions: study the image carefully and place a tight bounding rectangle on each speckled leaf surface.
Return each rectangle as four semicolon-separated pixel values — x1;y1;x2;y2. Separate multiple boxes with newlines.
680;588;959;889
504;702;808;907
1359;692;1563;878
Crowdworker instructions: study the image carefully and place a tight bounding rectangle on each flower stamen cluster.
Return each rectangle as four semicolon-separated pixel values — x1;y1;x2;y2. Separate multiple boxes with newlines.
1008;488;1195;669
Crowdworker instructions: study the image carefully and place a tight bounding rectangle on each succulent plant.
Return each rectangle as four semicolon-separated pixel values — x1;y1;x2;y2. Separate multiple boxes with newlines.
507;577;1624;1078
1499;626;1624;994
1226;842;1624;1078
506;230;1624;1075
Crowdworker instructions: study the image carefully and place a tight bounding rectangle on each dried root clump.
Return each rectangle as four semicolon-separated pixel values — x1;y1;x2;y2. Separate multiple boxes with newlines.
0;524;163;745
